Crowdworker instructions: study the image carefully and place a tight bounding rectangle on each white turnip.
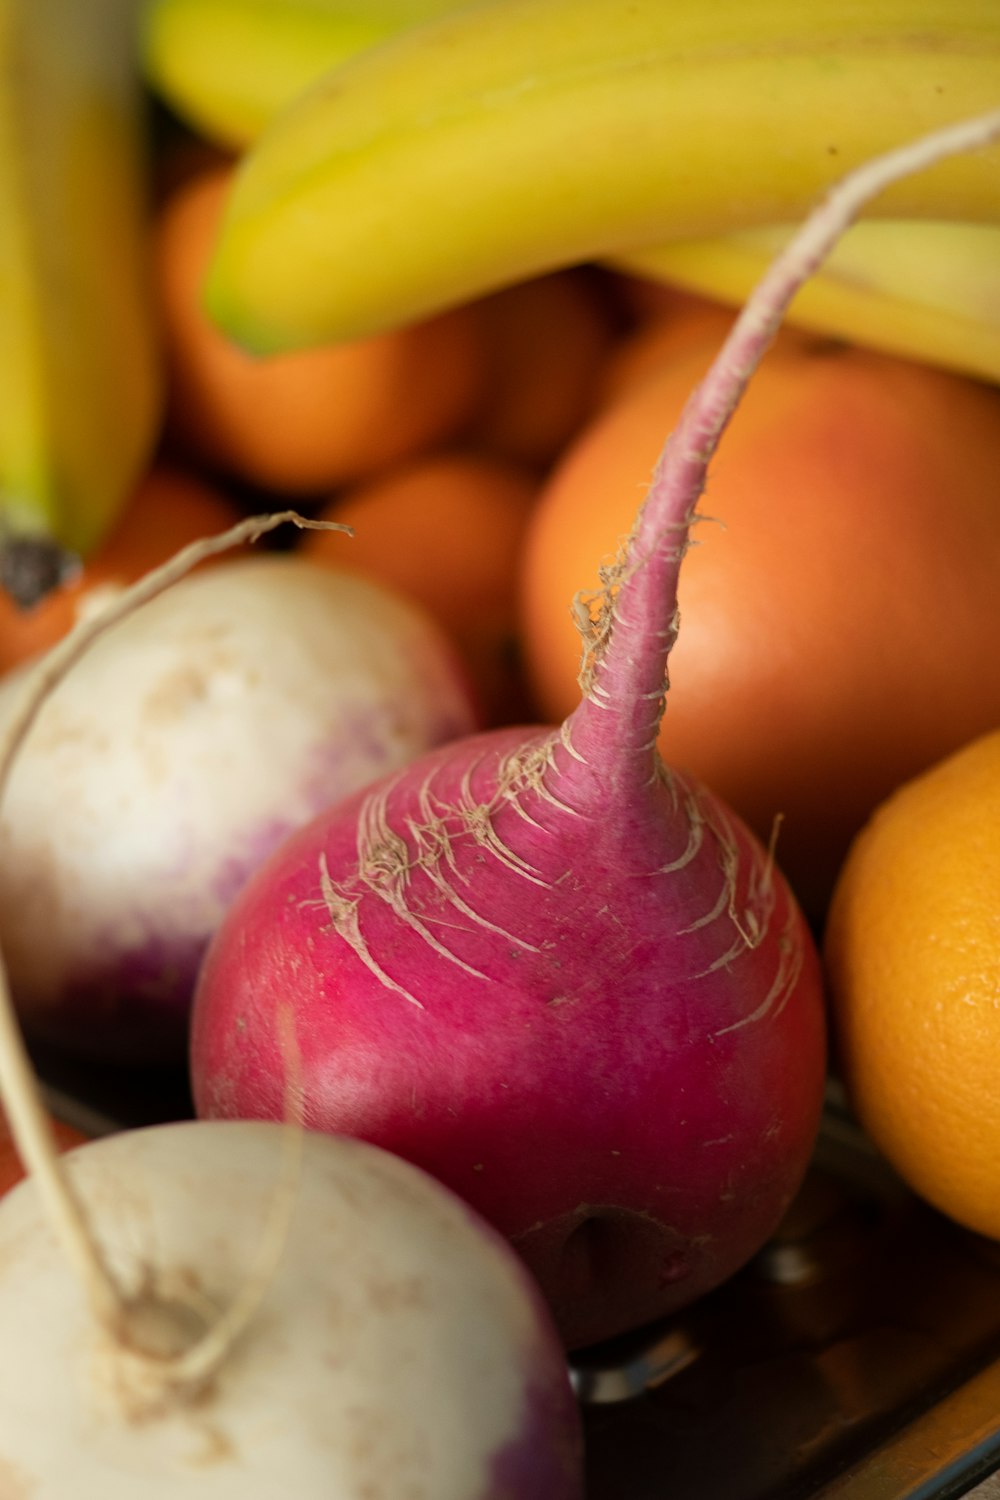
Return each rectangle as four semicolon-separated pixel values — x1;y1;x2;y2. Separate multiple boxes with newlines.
0;1120;584;1496
191;113;1000;1348
0;547;477;1061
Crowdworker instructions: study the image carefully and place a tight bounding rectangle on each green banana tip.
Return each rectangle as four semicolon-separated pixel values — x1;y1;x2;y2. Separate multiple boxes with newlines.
200;253;277;359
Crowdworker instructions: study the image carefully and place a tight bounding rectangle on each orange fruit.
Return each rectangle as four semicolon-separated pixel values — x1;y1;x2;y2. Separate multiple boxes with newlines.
154;166;484;494
597;287;739;407
519;330;1000;922
463;269;617;468
0;464;242;675
824;730;1000;1241
303;451;540;725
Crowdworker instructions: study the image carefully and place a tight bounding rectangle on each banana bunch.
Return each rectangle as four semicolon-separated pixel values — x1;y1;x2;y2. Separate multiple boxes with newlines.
142;0;460;149
0;0;161;593
145;0;1000;376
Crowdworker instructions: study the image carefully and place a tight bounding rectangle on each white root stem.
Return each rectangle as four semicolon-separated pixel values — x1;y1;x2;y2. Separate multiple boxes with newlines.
0;510;342;1375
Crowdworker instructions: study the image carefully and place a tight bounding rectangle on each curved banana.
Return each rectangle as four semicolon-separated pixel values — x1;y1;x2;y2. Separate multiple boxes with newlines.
141;0;459;149
0;0;162;583
613;220;1000;384
203;0;1000;353
141;0;1000;382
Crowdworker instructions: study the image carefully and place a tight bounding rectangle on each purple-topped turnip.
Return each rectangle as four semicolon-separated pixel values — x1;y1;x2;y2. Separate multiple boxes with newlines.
0;548;476;1061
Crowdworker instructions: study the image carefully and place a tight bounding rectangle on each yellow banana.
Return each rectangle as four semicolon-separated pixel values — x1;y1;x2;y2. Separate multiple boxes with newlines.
203;0;1000;353
141;0;460;149
0;0;162;585
142;0;1000;382
614;220;1000;383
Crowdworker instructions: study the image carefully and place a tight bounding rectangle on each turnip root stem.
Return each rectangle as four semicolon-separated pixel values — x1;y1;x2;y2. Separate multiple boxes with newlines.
0;509;344;1400
570;107;1000;771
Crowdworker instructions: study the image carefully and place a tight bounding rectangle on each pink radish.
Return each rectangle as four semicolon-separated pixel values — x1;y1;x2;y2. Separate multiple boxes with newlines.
191;114;1000;1350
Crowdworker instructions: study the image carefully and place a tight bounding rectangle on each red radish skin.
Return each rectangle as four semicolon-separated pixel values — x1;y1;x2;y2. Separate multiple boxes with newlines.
192;401;825;1350
190;116;1000;1349
193;727;824;1348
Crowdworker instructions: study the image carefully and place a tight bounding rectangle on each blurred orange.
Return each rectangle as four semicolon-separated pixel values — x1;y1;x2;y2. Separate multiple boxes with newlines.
597;287;742;407
303;451;540;725
463;270;617;469
154;166;485;494
0;464;242;674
